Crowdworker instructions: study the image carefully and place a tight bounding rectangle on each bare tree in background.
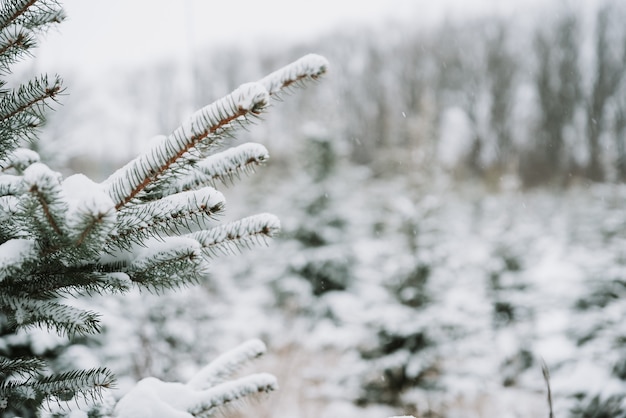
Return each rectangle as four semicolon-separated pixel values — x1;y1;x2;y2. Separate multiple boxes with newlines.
585;3;626;181
522;12;581;186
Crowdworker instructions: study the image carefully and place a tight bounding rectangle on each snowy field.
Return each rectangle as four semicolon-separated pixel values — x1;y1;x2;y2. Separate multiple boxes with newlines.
62;177;625;417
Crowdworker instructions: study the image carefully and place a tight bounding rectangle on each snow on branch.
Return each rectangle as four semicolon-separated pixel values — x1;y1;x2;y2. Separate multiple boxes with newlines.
0;238;36;282
114;340;276;418
0;356;44;375
188;339;267;390
177;142;269;192
36;367;114;403
0;174;23;197
0;147;39;172
259;53;329;97
126;237;208;291
0;294;100;337
108;187;225;252
189;213;280;257
187;373;277;416
61;174;116;258
102;83;269;210
2;367;115;408
19;162;66;237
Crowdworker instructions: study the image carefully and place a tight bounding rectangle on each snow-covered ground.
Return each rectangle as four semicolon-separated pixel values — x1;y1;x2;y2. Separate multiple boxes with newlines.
69;168;626;417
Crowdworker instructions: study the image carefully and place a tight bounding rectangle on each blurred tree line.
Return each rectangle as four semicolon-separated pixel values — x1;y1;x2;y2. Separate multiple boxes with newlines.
44;0;626;189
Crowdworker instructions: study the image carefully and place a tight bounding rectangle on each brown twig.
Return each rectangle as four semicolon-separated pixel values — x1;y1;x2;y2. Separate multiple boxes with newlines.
541;359;554;418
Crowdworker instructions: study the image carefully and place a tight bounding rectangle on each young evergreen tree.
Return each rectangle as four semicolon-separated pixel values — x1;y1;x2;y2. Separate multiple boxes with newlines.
0;0;328;414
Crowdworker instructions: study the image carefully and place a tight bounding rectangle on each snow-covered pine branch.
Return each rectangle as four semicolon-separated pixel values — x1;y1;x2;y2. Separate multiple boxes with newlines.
0;3;328;409
189;213;281;257
0;293;100;337
102;83;270;210
259;53;328;96
107;187;225;252
114;340;277;418
17;162;66;239
187;374;277;417
0;147;40;172
0;357;45;379
125;236;208;291
61;174;117;261
188;339;267;390
0;367;114;410
0;173;23;196
102;54;328;210
176;142;269;192
0;238;37;282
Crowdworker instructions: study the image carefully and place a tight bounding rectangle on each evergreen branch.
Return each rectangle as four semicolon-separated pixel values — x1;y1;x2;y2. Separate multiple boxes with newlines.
0;0;65;33
188;339;267;390
102;83;270;210
31;182;61;234
0;23;35;73
0;147;39;172
0;294;101;337
0;195;20;242
18;162;66;239
60;175;117;259
178;143;269;192
187;373;277;417
0;74;63;123
189;213;280;257
0;367;114;410
0;356;45;379
72;207;115;250
32;367;115;403
259;53;329;97
0;75;63;159
126;237;208;291
0;0;38;30
4;269;132;297
107;187;225;253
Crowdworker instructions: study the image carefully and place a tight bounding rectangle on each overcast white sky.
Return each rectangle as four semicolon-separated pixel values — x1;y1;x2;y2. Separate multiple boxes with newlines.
35;0;544;79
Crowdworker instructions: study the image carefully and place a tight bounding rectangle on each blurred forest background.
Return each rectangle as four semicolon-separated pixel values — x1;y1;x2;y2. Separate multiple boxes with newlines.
14;0;626;417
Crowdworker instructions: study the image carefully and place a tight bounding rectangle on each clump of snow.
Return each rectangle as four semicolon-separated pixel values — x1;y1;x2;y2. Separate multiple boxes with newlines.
62;174;115;214
0;239;37;281
22;162;62;189
232;82;269;112
0;174;23;196
0;148;40;172
62;174;117;236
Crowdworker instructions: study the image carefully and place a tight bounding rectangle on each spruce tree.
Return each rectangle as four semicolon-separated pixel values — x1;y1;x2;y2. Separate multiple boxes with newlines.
0;0;327;414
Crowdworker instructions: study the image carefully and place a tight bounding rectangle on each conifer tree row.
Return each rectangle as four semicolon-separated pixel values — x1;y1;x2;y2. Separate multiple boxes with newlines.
0;0;327;414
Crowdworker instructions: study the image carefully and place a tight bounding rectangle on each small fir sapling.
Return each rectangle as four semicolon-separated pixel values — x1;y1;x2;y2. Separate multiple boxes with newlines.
0;0;328;413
